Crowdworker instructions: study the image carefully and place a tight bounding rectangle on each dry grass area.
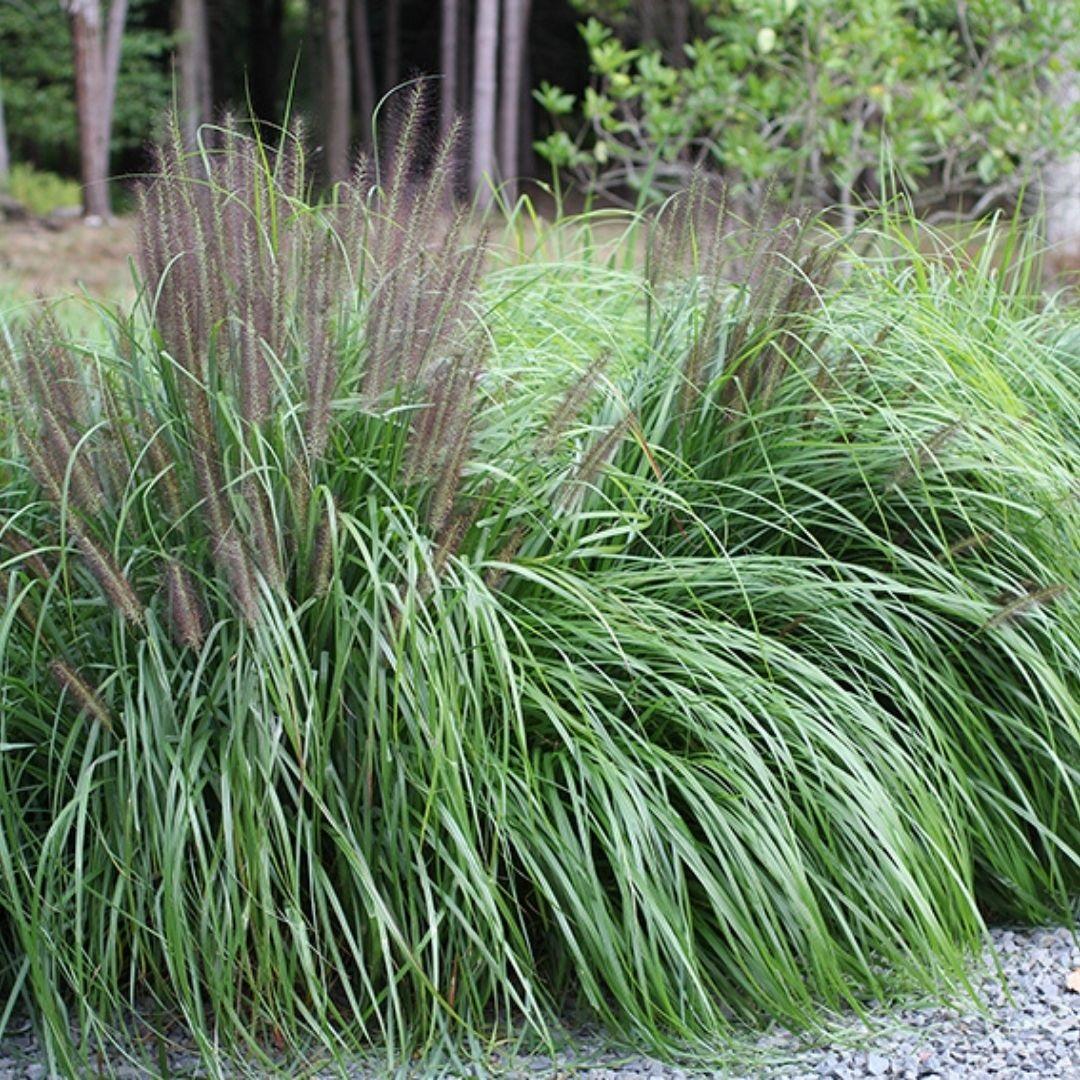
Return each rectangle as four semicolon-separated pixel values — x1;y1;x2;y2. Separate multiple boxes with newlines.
0;210;640;324
0;218;136;309
1;207;1071;327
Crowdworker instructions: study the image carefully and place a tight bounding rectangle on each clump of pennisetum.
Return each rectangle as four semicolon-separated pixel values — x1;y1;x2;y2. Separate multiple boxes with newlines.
647;174;838;424
0;117;849;692
0;95;496;722
6;102;1063;740
135;93;498;610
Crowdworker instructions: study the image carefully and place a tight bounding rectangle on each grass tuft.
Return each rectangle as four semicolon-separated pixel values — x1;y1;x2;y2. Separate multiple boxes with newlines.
0;121;1076;1076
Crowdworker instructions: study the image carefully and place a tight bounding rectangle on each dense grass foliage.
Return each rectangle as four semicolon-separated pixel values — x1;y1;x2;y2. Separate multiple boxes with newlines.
0;116;1077;1076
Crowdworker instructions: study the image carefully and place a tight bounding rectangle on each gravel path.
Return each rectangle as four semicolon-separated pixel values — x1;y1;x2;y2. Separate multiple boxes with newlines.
0;924;1077;1078
507;924;1080;1080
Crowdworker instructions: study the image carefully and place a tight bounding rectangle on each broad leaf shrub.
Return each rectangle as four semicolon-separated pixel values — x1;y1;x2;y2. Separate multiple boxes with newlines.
0;116;1077;1075
537;1;1080;211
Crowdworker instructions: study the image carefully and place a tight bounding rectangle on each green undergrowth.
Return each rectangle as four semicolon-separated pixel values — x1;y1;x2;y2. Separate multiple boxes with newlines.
0;114;1076;1077
1;164;83;218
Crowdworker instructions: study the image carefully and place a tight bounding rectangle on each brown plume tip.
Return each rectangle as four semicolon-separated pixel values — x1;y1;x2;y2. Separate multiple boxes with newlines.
984;582;1069;631
74;530;146;627
166;560;207;650
49;659;114;732
312;508;336;598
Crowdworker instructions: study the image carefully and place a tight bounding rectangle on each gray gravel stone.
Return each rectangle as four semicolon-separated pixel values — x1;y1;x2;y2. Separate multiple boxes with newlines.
866;1051;891;1075
1;923;1079;1076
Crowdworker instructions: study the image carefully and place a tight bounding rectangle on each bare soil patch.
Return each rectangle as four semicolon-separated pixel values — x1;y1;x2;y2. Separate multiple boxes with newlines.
0;218;136;305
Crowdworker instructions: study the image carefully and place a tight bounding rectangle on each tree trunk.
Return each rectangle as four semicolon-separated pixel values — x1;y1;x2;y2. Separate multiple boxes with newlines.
176;0;211;148
324;0;352;182
498;0;530;201
0;64;10;186
352;0;377;147
457;0;471;136
1044;73;1080;281
384;0;401;91
249;0;284;122
103;0;127;129
518;34;533;178
637;0;655;45
470;0;499;205
68;0;111;218
668;0;689;65
439;0;459;143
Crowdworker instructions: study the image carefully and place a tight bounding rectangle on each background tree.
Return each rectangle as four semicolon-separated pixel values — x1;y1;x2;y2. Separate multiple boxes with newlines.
0;0;587;211
66;0;128;217
537;0;1080;218
352;0;377;146
2;0;1071;252
439;0;459;144
176;0;211;148
0;62;10;185
499;0;531;200
323;0;351;181
470;0;499;204
1045;49;1080;278
0;1;171;186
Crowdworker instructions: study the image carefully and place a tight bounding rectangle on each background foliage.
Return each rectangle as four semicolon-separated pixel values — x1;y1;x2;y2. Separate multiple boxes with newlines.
2;0;1079;217
0;0;172;178
536;0;1080;210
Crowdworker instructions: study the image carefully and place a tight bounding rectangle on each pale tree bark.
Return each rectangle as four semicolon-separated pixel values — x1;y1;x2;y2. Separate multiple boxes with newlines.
498;0;531;201
67;0;127;218
0;64;10;185
1044;72;1080;281
439;0;459;144
518;35;533;176
470;0;499;205
352;0;377;146
69;0;108;217
458;0;471;112
323;0;352;182
102;0;126;129
176;0;212;149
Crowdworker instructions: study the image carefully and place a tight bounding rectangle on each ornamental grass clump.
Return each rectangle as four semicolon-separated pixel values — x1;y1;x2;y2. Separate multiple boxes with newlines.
0;114;1076;1076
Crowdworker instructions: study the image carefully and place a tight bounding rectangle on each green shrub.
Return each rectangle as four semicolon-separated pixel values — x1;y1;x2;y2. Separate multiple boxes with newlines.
536;1;1080;212
0;110;1076;1074
1;163;82;216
